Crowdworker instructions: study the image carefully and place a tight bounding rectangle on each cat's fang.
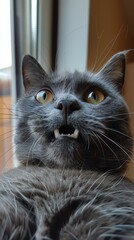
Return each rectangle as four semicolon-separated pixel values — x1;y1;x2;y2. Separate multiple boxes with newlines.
54;129;79;139
71;129;79;139
54;129;60;138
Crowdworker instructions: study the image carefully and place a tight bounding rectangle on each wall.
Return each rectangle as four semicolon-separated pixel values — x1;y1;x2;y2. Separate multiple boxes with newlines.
88;0;134;71
57;0;90;72
38;0;53;72
88;0;134;181
124;51;134;181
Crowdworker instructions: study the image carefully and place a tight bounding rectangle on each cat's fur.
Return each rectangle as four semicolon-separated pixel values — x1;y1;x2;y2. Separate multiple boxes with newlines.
0;51;134;239
15;51;132;172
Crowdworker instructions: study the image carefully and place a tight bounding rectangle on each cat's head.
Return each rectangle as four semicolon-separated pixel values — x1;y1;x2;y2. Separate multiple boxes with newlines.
14;51;133;173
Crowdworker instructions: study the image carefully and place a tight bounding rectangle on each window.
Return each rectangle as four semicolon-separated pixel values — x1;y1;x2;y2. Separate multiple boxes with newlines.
0;0;13;171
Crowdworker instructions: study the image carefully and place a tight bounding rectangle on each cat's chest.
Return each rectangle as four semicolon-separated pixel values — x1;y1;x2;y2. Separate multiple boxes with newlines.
25;170;107;218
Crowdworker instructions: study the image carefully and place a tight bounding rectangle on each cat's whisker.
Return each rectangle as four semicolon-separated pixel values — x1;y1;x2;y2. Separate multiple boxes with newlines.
0;130;14;140
103;126;134;141
100;223;134;239
86;171;109;194
39;54;54;74
87;136;91;151
1;51;134;238
95;25;124;72
0;141;14;162
101;111;134;119
99;132;133;162
91;28;120;72
0;184;17;211
86;121;133;163
7;130;43;168
26;135;42;166
100;233;134;239
62;229;80;240
91;29;104;72
91;131;105;156
109;175;125;189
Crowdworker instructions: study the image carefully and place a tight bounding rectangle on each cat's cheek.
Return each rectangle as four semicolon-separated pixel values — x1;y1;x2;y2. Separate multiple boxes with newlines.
27;119;44;135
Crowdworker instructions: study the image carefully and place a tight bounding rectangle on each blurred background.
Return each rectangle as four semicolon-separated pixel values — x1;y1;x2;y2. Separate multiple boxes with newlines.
0;0;134;180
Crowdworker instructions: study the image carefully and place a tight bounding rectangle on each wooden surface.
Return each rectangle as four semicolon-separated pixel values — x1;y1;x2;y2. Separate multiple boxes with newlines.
0;96;13;172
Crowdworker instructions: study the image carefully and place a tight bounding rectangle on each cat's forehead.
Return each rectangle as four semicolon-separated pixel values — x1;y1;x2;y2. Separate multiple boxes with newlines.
52;71;91;82
49;71;96;89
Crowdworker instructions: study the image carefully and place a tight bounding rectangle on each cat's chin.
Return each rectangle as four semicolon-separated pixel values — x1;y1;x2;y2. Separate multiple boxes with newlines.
47;128;85;155
47;135;85;169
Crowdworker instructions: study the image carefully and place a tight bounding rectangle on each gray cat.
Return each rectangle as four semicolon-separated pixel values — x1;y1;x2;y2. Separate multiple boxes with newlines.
0;51;134;240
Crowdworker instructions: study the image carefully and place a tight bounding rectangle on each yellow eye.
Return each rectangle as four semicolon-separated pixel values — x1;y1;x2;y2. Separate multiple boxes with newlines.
86;90;105;104
35;89;54;104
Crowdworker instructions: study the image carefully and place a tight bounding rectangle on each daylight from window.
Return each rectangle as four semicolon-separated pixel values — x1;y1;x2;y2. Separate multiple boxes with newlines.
0;0;12;69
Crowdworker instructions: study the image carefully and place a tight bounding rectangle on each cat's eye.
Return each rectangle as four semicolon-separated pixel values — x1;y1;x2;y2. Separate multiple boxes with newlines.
86;90;105;104
35;89;54;104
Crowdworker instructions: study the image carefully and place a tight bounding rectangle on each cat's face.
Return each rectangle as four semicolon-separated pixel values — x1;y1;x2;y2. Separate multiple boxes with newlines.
14;51;132;172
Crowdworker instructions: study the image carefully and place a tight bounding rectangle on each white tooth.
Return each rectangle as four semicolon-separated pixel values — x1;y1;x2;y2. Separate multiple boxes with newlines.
54;129;60;138
54;129;79;139
71;129;79;139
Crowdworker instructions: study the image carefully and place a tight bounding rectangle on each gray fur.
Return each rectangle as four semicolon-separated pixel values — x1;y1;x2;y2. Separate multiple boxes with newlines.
0;167;134;239
15;51;132;172
0;51;134;239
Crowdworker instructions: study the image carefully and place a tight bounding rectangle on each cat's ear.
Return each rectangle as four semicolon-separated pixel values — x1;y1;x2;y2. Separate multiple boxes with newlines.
22;55;47;92
99;51;128;91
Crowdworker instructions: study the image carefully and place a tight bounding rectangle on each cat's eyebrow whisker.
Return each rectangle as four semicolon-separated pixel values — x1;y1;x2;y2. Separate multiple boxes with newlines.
89;25;124;73
38;54;54;74
91;30;104;72
95;25;124;72
92;31;116;72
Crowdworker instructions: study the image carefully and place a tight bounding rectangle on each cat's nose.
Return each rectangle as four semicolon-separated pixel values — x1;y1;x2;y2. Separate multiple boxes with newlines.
56;98;80;115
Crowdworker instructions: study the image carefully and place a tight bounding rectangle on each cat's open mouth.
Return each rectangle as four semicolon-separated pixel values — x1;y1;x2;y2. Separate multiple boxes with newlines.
54;126;79;139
